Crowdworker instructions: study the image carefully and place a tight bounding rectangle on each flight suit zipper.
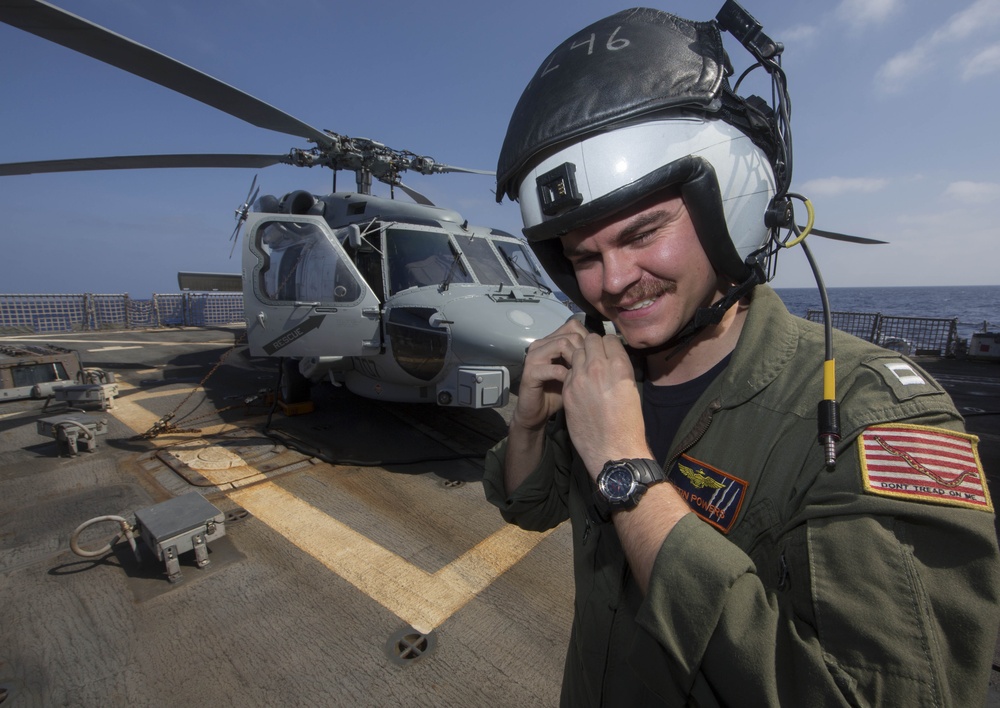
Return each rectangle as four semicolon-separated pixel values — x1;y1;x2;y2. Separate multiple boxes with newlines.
665;399;721;472
599;558;631;707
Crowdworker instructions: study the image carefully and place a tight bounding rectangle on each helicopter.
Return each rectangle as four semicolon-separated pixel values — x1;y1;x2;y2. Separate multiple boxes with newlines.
0;0;576;408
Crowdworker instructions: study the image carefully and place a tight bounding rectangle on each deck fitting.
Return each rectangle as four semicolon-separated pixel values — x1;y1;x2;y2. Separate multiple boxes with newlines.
385;627;437;665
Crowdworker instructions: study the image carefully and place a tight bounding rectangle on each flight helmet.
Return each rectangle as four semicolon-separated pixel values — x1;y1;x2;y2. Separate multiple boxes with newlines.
496;7;786;323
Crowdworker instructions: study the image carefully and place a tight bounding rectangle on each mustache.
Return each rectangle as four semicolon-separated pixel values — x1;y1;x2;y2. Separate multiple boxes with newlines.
602;280;675;311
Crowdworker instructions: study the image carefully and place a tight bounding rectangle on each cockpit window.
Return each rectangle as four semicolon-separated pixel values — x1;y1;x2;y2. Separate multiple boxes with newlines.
386;227;472;295
255;220;363;304
495;240;549;289
460;237;514;286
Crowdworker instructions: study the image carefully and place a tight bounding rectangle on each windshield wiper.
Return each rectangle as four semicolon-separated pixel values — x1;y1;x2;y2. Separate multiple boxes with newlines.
439;248;465;292
501;249;550;293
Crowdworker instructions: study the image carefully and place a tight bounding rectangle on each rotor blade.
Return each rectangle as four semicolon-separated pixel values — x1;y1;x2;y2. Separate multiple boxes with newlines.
0;154;294;176
0;0;332;146
395;182;435;206
798;226;889;245
435;165;496;176
243;175;259;204
408;156;495;177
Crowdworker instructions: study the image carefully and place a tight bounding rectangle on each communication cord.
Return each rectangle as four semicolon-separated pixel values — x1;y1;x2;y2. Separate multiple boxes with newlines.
786;197;841;468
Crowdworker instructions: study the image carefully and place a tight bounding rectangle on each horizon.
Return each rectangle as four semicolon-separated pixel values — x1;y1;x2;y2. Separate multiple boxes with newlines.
2;283;998;299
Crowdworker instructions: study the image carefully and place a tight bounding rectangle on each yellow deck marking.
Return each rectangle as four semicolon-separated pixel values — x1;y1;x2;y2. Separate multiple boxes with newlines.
109;387;550;632
228;482;551;633
110;383;164;435
112;382;238;440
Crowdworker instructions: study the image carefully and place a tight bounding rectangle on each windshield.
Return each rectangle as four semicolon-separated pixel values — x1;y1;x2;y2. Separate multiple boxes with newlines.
495;240;549;289
385;227;472;295
461;236;513;286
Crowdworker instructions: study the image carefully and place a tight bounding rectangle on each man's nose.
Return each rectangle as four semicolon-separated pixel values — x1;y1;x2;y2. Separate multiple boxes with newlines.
602;251;641;295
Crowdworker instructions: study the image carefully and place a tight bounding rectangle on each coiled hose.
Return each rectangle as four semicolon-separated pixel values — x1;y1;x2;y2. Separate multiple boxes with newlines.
70;515;140;560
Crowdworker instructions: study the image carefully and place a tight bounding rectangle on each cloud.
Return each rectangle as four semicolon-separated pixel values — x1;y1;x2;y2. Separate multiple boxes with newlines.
962;42;1000;80
836;0;903;30
936;0;1000;43
877;0;1000;85
780;24;820;43
878;45;931;84
944;181;1000;204
799;176;889;197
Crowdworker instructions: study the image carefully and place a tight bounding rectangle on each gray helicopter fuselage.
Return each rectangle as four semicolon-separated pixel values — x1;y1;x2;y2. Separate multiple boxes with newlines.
242;192;574;408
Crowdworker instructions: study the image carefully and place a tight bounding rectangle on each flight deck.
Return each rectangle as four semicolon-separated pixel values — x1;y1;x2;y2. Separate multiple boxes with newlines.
0;326;998;706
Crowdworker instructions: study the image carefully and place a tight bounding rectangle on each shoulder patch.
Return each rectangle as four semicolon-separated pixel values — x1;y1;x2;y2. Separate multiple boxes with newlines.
862;358;941;401
667;455;748;533
858;424;992;512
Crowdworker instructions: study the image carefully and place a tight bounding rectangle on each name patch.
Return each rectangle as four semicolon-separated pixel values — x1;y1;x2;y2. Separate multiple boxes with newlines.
668;455;748;533
859;424;992;512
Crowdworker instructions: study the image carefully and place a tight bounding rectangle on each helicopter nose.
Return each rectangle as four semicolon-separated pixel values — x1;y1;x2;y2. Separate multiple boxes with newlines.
441;295;573;379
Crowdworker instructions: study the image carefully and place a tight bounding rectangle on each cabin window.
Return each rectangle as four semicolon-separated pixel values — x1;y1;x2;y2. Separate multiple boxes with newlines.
256;220;363;304
385;228;471;295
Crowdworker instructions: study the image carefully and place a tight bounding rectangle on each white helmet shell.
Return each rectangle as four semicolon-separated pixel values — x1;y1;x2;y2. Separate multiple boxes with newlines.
516;116;776;265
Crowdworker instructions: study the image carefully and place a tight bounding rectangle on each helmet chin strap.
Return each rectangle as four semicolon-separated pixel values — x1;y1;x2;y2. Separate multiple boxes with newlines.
622;263;764;362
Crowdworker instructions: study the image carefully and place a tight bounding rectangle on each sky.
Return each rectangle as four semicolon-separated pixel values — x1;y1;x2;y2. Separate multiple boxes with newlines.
2;0;999;297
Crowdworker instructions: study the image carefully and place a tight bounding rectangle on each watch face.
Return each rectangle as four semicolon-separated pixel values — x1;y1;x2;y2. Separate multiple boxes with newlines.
600;465;635;501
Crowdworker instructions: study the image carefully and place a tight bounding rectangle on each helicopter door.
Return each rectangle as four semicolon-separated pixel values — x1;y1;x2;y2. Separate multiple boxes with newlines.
244;213;380;359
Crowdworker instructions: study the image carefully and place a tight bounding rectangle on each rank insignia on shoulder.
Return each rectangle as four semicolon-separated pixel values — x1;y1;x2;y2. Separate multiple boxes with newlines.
883;361;925;386
858;424;992;512
862;358;942;402
667;455;748;533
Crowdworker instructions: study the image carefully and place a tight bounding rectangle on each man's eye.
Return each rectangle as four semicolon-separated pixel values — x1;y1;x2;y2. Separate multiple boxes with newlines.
569;253;599;269
629;229;658;245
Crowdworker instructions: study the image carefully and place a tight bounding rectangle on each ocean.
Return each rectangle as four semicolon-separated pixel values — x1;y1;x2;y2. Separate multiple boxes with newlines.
774;285;1000;342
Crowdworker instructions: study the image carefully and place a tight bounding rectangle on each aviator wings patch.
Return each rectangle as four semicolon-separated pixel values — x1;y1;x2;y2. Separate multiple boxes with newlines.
668;455;748;533
858;423;992;512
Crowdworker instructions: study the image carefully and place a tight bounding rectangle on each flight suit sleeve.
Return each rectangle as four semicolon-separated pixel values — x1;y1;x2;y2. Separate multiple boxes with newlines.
632;447;1000;707
482;418;574;532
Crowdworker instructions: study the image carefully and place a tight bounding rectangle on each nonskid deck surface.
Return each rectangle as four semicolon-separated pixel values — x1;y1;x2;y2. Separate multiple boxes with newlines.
0;327;572;707
0;327;998;706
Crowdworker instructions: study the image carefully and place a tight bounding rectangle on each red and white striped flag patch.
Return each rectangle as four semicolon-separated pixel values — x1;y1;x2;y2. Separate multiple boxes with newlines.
859;424;992;512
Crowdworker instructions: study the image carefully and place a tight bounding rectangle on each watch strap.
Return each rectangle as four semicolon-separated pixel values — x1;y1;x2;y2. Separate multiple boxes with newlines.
589;458;665;524
629;458;666;486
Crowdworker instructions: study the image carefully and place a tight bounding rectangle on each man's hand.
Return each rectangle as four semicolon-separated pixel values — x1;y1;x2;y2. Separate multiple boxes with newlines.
503;318;589;494
562;331;651;479
512;317;590;432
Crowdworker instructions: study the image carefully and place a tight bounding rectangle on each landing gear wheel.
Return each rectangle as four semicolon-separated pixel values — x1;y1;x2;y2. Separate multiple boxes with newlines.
279;358;311;404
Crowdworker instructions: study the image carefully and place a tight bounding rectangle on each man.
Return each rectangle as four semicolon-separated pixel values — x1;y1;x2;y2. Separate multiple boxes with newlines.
483;6;1000;706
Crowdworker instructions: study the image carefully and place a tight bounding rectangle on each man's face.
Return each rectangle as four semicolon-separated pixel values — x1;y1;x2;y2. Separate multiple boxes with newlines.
560;191;725;349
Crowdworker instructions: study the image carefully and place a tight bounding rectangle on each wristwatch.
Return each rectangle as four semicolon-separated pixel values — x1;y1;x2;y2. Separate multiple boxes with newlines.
591;458;665;522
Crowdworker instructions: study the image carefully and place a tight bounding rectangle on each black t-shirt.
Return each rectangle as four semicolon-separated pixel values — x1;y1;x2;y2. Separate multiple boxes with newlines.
642;355;731;464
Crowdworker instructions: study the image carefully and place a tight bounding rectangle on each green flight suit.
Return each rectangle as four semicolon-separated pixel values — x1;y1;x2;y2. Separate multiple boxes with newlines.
483;285;1000;707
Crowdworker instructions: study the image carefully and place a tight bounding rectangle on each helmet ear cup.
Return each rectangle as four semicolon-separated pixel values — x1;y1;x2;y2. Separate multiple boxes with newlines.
680;160;752;285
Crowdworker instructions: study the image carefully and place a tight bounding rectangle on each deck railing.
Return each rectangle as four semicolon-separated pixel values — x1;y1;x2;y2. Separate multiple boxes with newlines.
0;293;967;357
0;293;245;333
805;310;960;356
